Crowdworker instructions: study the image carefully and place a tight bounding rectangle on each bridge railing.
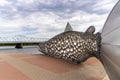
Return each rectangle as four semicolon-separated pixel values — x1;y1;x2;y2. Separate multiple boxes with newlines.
0;37;49;43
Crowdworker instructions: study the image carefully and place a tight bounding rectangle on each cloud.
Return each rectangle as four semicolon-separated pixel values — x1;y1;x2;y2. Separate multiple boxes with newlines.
92;0;118;14
0;0;9;6
0;0;118;38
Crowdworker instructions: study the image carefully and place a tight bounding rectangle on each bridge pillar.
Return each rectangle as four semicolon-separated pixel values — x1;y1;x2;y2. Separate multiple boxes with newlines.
15;43;23;49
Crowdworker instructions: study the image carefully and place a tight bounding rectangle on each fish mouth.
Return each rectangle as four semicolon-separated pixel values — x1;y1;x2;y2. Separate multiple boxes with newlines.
38;46;41;51
38;42;45;52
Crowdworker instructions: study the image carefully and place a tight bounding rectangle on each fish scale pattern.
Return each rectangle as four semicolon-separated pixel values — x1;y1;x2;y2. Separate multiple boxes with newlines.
42;31;100;64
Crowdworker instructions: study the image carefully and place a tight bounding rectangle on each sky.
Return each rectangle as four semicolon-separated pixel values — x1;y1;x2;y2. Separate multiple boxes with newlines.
0;0;118;38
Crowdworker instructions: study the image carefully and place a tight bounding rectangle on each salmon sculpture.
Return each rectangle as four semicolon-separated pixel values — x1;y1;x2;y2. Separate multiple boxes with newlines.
39;22;101;64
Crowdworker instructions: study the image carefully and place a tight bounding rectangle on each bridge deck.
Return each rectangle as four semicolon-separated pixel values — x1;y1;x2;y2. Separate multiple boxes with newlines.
0;53;109;80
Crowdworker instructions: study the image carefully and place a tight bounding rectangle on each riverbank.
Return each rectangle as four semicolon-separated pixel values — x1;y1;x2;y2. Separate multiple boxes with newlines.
0;46;40;54
0;43;38;46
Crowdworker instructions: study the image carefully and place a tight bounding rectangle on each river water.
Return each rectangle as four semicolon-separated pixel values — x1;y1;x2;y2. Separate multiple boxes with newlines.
0;46;41;54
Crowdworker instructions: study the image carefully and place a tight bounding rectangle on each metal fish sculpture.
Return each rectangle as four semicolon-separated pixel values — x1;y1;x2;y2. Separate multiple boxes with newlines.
39;23;101;64
38;1;120;79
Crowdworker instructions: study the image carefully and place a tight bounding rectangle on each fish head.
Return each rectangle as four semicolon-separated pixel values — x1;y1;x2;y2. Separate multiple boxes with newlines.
38;42;46;54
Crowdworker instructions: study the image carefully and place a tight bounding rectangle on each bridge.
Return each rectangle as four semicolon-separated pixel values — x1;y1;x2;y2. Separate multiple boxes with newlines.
0;35;48;48
0;22;71;48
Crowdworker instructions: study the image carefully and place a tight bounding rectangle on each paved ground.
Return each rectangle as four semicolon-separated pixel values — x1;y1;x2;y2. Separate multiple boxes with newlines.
0;53;109;80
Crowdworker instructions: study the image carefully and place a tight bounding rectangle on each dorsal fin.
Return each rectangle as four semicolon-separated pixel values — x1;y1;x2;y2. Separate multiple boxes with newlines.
64;22;73;32
85;25;95;34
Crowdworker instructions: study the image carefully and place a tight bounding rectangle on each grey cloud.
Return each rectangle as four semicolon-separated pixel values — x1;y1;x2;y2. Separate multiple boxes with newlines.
0;0;104;19
0;0;117;38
